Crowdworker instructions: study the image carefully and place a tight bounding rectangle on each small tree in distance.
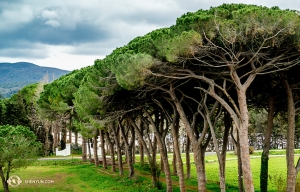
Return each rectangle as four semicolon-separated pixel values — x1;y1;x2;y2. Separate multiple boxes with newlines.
0;125;41;192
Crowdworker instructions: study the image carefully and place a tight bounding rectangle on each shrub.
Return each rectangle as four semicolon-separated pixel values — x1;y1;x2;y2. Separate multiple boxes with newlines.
249;146;255;154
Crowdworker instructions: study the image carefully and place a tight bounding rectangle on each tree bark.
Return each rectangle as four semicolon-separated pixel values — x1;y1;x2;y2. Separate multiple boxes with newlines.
260;90;275;192
281;72;297;191
82;138;87;162
87;138;92;163
105;130;116;172
75;131;78;146
112;125;123;175
236;88;254;192
172;151;177;175
170;111;186;191
100;130;107;169
119;119;135;178
143;109;173;192
129;117;161;188
0;167;9;192
186;136;191;179
231;127;244;192
93;130;99;167
138;119;145;166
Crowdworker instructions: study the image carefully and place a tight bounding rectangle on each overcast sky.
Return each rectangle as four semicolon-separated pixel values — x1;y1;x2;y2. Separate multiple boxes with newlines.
0;0;299;71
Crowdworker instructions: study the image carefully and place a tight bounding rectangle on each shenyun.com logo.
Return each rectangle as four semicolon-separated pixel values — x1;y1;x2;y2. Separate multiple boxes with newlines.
7;175;22;187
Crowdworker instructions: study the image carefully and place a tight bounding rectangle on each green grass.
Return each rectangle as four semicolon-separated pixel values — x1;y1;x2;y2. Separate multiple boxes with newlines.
2;151;300;192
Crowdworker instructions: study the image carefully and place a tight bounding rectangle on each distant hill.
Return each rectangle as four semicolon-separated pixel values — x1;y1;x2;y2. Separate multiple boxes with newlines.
0;62;70;98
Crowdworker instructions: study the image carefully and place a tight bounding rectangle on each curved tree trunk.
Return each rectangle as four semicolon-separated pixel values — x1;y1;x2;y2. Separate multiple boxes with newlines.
0;167;9;192
143;109;173;192
129;117;162;188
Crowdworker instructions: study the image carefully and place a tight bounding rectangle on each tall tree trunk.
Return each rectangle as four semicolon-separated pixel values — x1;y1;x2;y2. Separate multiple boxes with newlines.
206;114;226;192
87;138;92;163
143;110;173;192
236;88;254;192
172;151;177;175
93;130;99;167
105;131;116;172
231;128;244;192
119;120;135;178
193;144;207;191
260;90;275;192
45;126;49;156
132;127;136;165
169;88;207;191
68;129;72;143
129;117;161;188
186;136;191;179
171;111;186;191
112;126;123;175
82;138;87;161
138;120;145;166
221;111;231;189
100;130;107;169
281;73;297;191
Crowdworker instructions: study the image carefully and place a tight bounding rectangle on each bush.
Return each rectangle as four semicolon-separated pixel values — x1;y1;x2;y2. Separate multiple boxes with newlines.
249;146;255;154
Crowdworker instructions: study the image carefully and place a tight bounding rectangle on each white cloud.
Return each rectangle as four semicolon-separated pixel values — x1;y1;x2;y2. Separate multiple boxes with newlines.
45;19;61;28
41;10;58;19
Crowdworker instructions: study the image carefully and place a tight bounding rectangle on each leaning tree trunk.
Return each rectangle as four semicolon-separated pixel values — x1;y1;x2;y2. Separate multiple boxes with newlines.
260;91;275;192
0;167;9;192
143;109;173;192
129;117;162;188
281;73;297;191
169;88;208;191
100;130;107;169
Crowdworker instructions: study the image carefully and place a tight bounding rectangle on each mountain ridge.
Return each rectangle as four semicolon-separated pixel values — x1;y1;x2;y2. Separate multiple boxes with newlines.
0;62;70;98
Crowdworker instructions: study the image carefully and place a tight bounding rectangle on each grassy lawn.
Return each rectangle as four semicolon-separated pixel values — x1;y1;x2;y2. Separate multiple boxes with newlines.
2;152;300;192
